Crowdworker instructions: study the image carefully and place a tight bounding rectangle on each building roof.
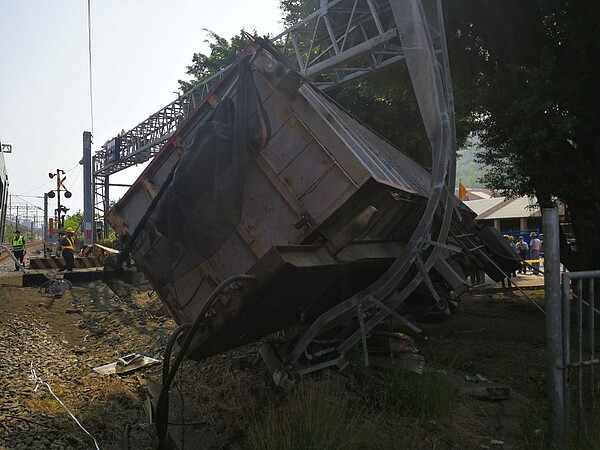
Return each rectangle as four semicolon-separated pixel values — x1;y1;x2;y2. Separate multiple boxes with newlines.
463;197;505;216
464;196;541;220
465;188;494;200
454;187;494;201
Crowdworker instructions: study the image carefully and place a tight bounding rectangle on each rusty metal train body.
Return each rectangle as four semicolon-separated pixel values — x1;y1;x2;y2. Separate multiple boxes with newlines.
107;23;516;370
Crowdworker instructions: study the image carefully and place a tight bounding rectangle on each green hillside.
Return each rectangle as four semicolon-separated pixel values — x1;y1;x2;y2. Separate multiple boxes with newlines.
456;146;487;188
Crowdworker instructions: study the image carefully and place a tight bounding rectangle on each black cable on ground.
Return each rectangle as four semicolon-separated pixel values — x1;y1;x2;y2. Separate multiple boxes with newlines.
121;423;130;450
162;323;192;384
156;274;255;449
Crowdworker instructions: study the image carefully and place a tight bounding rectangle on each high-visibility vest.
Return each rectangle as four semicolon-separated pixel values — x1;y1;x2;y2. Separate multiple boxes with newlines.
63;236;75;251
12;236;24;251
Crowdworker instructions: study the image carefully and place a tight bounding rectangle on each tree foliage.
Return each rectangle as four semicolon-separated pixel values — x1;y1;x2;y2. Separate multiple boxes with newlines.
456;147;487;189
178;30;252;93
279;0;319;27
446;0;600;269
63;211;84;241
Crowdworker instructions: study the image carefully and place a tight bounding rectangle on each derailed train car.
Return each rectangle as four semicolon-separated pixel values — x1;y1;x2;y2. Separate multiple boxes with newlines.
106;36;517;373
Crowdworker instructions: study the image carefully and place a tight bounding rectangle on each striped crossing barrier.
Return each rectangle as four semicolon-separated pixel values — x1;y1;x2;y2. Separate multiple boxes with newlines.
28;257;103;270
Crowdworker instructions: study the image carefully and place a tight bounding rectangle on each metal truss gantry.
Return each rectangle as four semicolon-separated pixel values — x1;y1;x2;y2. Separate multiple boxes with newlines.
93;0;449;227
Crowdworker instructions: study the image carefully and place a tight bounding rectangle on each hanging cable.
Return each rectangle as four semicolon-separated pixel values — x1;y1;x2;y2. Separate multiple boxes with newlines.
11;195;44;211
19;180;54;196
69;164;84;186
87;0;95;135
156;274;256;448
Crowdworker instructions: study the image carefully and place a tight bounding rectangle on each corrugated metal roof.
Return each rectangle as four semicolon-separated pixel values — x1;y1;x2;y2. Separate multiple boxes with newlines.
464;196;541;219
454;188;494;200
485;197;540;219
463;197;505;216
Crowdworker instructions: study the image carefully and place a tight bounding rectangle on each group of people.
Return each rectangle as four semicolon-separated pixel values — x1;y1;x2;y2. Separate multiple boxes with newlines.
501;231;542;287
11;227;77;272
514;232;542;275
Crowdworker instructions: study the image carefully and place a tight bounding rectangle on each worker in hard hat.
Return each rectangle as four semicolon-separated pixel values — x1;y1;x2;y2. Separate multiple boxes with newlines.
529;231;542;275
57;227;76;272
12;229;26;271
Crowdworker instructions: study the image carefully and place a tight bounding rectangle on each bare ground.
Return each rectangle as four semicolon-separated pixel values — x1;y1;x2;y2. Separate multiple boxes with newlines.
0;275;174;449
0;269;549;449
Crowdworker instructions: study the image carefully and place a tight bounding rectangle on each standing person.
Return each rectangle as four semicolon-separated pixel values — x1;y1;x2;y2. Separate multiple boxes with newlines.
529;232;542;275
57;227;76;272
501;235;512;288
508;235;518;277
516;235;529;274
11;229;26;271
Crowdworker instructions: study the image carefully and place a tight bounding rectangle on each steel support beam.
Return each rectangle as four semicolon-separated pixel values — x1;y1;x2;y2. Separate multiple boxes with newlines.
544;207;566;450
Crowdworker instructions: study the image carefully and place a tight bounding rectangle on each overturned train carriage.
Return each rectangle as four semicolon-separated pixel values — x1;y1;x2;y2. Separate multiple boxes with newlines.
106;39;516;368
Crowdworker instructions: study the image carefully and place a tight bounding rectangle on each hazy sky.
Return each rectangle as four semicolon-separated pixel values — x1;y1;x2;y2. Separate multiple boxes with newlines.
0;0;284;219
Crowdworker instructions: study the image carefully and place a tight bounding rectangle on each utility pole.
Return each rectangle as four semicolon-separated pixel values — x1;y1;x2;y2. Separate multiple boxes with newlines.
544;207;565;449
47;169;71;231
83;132;94;245
43;194;48;257
56;169;62;229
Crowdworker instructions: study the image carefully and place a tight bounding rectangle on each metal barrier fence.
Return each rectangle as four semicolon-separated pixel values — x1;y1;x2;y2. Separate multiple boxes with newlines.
560;270;600;445
544;207;600;449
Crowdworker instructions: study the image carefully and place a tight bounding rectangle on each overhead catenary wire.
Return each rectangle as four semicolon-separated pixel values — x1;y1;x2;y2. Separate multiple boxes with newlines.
18;179;54;196
69;165;83;188
10;194;44;211
18;162;80;197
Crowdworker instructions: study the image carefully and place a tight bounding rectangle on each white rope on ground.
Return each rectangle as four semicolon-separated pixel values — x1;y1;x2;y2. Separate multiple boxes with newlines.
28;362;101;450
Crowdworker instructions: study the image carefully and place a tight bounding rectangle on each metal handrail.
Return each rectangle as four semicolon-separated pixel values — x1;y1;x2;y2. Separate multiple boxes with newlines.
0;244;26;272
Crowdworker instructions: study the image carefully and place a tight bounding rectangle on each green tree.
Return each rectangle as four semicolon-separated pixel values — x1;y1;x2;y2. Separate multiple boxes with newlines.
445;0;600;270
279;0;319;27
178;30;253;93
4;223;16;243
63;211;84;242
